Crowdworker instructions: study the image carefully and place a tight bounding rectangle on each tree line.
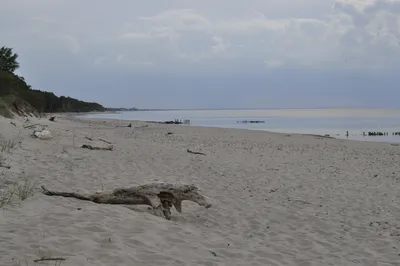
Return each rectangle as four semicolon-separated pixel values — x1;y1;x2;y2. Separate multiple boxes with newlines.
0;46;105;117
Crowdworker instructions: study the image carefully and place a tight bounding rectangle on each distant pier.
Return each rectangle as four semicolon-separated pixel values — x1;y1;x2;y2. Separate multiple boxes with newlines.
342;131;400;138
163;119;191;125
237;120;265;124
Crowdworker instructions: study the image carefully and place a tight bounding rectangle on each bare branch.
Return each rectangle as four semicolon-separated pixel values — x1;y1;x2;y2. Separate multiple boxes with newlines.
187;149;206;156
33;257;66;263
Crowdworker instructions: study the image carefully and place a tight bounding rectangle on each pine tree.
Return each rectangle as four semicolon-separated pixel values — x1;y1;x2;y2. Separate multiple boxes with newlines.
0;46;19;73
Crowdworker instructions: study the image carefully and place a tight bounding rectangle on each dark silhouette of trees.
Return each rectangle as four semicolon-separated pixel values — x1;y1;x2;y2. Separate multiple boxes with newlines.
0;46;19;73
0;46;105;117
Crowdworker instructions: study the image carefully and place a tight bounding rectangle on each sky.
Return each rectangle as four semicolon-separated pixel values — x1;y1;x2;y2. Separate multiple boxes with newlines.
1;0;400;109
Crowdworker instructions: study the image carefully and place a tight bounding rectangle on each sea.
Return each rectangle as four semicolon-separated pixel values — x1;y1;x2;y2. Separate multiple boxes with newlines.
81;108;400;143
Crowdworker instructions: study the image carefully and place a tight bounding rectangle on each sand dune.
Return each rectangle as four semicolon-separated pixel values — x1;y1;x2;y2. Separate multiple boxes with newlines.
0;115;399;266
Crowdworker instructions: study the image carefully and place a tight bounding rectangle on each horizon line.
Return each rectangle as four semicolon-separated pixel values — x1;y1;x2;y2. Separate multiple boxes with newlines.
111;107;400;111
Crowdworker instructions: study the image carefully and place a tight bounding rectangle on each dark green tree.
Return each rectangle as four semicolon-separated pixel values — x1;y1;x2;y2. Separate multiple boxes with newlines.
0;46;19;73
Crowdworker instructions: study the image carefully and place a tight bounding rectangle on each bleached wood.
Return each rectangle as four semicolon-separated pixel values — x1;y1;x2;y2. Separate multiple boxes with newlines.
41;182;212;220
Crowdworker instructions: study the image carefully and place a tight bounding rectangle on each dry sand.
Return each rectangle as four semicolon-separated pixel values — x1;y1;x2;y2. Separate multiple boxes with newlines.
0;114;400;266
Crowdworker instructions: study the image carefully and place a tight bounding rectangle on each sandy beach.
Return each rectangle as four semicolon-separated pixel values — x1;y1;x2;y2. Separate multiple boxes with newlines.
1;114;400;266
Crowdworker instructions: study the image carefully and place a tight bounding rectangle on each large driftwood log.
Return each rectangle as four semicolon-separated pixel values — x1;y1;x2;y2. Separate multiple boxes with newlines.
41;183;212;220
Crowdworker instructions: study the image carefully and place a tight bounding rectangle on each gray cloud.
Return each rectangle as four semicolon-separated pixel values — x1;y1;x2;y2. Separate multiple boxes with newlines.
1;0;400;108
365;0;400;14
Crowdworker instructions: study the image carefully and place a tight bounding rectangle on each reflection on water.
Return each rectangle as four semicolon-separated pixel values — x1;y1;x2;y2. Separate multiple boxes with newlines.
81;108;400;143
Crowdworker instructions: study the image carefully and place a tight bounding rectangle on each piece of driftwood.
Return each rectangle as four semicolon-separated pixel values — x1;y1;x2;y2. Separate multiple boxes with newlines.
81;144;113;151
10;121;16;126
40;183;212;220
187;149;206;156
116;123;132;128
99;138;112;144
24;123;40;129
85;136;112;144
33;257;66;263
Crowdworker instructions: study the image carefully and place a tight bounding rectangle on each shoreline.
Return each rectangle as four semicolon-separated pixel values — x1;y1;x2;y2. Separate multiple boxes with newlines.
18;110;400;145
74;114;400;145
90;107;400;112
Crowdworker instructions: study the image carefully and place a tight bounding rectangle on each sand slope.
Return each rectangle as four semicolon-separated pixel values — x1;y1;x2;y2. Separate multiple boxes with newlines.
0;115;400;266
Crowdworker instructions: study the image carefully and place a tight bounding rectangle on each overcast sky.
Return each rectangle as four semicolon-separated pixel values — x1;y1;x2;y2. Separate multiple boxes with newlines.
1;0;400;109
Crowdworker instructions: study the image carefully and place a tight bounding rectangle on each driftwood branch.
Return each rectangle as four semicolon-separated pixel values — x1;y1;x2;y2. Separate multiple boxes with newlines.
187;149;206;156
81;144;113;151
24;123;40;129
116;123;132;128
33;257;66;263
85;136;112;144
41;183;212;220
99;138;112;144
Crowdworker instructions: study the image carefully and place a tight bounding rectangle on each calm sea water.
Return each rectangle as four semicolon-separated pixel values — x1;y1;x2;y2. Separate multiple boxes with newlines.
81;109;400;143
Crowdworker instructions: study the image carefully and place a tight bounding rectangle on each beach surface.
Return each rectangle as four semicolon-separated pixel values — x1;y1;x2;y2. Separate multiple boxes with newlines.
0;115;399;266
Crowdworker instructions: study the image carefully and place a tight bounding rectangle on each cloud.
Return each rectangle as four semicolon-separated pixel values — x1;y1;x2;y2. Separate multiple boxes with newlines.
93;57;106;66
120;32;153;40
58;34;80;54
3;0;399;72
365;0;400;14
1;0;400;109
264;60;284;68
30;16;56;24
110;3;399;71
330;0;400;68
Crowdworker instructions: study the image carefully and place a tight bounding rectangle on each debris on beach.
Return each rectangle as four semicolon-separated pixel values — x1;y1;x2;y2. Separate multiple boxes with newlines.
81;143;113;151
33;257;66;263
40;182;212;220
32;129;53;140
24;123;42;129
116;122;132;128
85;136;113;144
187;149;206;156
82;136;114;151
